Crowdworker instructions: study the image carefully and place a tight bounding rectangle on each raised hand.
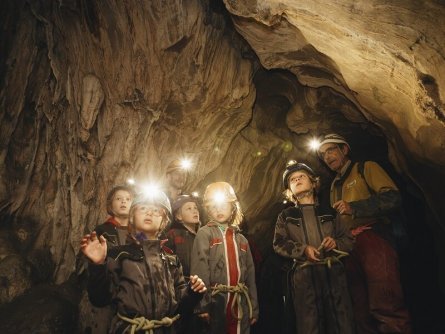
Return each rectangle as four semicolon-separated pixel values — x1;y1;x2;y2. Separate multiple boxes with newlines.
80;231;107;264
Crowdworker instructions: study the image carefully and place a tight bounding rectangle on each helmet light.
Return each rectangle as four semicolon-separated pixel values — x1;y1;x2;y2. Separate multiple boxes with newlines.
213;191;227;204
180;159;192;170
308;138;321;151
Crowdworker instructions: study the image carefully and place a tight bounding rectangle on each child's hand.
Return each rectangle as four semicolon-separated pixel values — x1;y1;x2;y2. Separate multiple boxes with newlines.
198;313;210;323
189;275;207;293
321;236;337;251
250;318;257;325
80;231;107;264
304;245;320;262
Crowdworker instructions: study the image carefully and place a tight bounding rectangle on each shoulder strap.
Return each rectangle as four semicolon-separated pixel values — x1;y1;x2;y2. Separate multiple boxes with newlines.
357;161;375;195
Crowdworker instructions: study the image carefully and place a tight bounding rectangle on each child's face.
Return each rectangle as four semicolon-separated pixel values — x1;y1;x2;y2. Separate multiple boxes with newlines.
111;190;132;217
133;203;164;239
289;171;313;196
207;201;233;224
176;201;199;224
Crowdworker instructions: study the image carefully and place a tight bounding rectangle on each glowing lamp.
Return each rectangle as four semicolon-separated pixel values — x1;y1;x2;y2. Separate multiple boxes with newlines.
141;183;161;197
308;138;321;151
213;191;226;204
180;159;192;170
127;178;136;185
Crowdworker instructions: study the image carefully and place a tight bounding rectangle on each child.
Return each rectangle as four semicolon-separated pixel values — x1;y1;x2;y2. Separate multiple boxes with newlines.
166;194;203;333
166;194;201;280
94;185;134;246
81;190;207;334
85;185;134;334
191;182;259;334
273;160;355;334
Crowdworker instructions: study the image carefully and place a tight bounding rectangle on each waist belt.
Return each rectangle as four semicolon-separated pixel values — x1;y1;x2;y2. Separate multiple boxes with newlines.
299;248;349;269
211;282;253;321
117;313;180;334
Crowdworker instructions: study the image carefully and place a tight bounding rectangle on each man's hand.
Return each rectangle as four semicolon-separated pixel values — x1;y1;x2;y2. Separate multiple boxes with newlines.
80;231;107;264
321;236;337;251
189;275;207;293
304;245;320;262
333;200;353;215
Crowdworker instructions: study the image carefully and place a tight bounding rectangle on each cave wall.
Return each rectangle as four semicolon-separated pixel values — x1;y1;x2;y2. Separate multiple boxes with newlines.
0;0;444;314
0;0;257;285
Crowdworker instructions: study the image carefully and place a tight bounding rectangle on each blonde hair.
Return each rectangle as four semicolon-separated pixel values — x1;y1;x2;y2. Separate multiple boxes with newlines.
231;201;244;226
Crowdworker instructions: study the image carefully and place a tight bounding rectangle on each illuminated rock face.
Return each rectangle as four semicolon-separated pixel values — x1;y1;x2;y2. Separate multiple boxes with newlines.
0;0;444;325
223;0;445;231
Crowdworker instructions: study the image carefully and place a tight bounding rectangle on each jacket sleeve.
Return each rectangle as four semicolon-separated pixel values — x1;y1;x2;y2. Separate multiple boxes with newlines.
350;161;401;218
87;244;123;307
87;259;116;307
190;229;211;314
173;256;203;316
245;240;259;319
273;213;307;261
333;216;354;253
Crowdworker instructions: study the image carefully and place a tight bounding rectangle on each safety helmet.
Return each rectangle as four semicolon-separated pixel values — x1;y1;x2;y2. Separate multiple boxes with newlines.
282;160;317;189
317;133;350;156
130;190;172;218
106;185;135;216
172;194;200;215
203;182;238;206
204;182;243;226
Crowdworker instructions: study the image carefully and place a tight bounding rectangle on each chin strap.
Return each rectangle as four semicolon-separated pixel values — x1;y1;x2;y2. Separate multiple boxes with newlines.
295;190;314;202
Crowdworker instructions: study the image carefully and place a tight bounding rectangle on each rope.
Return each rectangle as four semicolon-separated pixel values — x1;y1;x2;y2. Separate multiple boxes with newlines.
211;282;253;320
117;313;180;334
299;247;349;269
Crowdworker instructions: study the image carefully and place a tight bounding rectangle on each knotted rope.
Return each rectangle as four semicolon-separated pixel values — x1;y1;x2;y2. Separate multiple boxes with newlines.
117;313;180;334
211;282;253;320
299;247;349;269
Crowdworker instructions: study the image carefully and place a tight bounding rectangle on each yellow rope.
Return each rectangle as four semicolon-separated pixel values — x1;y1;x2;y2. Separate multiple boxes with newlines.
211;283;253;321
117;313;180;334
299;248;349;269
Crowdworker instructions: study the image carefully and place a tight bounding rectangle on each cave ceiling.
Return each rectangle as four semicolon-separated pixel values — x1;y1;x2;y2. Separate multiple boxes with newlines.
0;0;444;292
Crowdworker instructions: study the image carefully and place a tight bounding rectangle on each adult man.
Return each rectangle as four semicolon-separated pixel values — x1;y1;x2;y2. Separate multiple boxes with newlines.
165;159;189;202
317;133;411;334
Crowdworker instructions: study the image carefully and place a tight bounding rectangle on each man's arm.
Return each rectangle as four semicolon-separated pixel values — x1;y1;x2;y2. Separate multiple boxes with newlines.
350;161;401;218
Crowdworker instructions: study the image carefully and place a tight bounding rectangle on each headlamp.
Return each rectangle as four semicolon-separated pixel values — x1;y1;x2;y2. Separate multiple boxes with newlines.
308;138;321;151
213;191;227;204
180;159;192;170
